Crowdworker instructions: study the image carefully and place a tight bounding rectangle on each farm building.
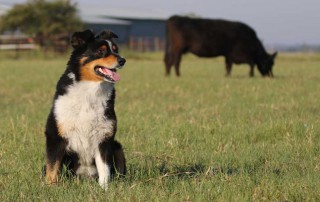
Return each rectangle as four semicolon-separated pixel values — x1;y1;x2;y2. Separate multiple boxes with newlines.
80;6;170;51
82;16;131;44
0;3;171;51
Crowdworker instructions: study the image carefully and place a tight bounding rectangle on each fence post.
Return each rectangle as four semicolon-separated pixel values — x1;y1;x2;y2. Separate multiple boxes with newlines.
138;37;143;52
15;36;20;59
154;37;160;51
129;36;134;50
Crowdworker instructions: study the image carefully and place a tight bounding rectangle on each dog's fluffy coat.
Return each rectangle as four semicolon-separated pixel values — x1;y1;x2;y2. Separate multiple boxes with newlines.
45;30;126;190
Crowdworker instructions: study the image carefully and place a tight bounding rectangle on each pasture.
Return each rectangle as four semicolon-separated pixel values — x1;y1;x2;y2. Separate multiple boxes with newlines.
0;51;320;201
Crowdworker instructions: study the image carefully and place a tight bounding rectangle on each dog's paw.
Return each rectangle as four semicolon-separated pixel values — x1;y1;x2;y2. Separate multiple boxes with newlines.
98;179;108;191
45;174;58;185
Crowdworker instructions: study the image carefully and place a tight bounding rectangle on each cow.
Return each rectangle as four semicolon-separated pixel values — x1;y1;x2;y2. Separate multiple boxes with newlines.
164;15;277;77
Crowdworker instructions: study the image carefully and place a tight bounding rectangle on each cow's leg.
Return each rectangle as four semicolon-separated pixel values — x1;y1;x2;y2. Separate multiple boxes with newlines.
225;58;232;76
174;53;182;77
249;64;254;77
164;52;173;76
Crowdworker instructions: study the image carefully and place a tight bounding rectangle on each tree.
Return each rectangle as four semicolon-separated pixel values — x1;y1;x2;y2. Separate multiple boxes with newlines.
0;0;83;48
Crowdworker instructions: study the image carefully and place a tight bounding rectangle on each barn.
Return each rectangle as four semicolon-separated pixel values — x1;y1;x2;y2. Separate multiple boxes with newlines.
0;3;170;51
80;6;169;51
82;15;131;44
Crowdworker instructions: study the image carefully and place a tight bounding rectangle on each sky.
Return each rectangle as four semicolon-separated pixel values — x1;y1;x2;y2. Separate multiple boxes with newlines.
1;0;319;45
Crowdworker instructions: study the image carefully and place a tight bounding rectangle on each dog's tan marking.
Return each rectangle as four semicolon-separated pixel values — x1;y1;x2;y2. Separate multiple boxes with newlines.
96;55;118;66
98;45;107;52
114;148;126;175
80;55;118;82
45;160;61;185
56;123;64;137
80;63;103;81
79;57;88;65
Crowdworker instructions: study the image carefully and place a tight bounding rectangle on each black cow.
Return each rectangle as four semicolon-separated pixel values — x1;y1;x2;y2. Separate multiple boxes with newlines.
164;15;277;77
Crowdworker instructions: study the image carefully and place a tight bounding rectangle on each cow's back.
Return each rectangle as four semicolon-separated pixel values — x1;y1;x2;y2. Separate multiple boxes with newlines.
166;16;262;59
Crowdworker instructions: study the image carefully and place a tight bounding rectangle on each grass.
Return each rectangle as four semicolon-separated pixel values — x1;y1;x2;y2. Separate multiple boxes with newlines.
1;50;320;201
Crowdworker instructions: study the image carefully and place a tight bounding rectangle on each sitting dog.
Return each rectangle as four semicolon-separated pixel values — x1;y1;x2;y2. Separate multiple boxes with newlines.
44;29;126;190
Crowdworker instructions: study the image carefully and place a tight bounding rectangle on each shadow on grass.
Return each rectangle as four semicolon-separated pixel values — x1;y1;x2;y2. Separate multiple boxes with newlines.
127;155;284;181
157;161;239;179
229;74;287;79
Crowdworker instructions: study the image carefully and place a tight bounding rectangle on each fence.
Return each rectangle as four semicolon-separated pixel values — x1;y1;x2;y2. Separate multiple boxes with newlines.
128;36;165;52
1;35;166;54
0;35;37;51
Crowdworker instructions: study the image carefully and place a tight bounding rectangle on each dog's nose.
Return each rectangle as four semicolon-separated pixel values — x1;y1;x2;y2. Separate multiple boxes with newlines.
117;57;126;67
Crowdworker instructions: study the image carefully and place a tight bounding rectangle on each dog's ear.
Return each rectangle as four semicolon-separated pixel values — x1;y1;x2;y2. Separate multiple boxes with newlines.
71;29;94;49
95;30;119;40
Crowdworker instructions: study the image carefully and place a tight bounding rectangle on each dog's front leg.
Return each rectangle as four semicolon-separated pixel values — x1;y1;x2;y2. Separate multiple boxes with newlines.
45;135;66;185
95;149;111;190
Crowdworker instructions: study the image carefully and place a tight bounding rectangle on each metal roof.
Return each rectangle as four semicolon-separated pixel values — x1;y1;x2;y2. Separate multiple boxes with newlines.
81;15;131;25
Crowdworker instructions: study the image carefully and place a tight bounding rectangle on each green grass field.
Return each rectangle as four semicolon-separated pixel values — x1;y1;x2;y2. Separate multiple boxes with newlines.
1;51;320;201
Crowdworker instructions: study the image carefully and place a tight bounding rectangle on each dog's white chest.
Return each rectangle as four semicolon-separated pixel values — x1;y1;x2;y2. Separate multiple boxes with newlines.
54;81;114;168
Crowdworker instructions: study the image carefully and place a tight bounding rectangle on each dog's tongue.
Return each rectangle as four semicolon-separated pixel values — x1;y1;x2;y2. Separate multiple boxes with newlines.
101;67;120;82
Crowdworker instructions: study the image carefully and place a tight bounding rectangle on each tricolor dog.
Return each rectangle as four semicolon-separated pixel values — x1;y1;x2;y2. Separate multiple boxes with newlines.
44;30;126;190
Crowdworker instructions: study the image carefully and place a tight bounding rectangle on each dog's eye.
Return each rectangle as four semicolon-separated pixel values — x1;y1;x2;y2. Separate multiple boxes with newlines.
98;49;104;54
97;45;108;55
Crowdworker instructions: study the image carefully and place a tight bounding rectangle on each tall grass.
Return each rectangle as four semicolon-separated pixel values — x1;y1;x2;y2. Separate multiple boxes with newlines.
0;51;320;201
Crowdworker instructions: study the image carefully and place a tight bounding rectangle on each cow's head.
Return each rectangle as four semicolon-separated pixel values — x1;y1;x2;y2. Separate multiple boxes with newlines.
257;52;277;77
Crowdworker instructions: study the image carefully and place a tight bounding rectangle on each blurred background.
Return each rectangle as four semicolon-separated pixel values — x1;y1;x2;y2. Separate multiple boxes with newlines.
0;0;319;55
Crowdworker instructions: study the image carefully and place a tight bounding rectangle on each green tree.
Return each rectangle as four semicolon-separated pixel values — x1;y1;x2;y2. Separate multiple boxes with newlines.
0;0;83;47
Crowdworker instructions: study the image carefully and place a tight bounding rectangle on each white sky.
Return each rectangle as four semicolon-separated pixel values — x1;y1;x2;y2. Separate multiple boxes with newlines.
1;0;319;45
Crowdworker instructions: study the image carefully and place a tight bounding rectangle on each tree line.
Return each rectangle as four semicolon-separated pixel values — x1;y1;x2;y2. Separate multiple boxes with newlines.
0;0;83;50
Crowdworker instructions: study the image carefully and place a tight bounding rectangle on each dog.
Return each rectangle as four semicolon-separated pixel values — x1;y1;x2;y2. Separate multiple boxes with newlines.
44;29;126;190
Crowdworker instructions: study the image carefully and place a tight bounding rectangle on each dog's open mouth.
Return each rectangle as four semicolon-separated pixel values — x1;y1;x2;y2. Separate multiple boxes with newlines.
94;66;120;83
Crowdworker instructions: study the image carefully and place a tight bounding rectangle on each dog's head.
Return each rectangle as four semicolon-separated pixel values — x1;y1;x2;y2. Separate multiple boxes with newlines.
69;29;126;83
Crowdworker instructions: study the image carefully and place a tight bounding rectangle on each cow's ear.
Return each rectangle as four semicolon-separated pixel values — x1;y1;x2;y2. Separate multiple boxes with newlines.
271;52;278;59
71;29;94;49
95;30;119;40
